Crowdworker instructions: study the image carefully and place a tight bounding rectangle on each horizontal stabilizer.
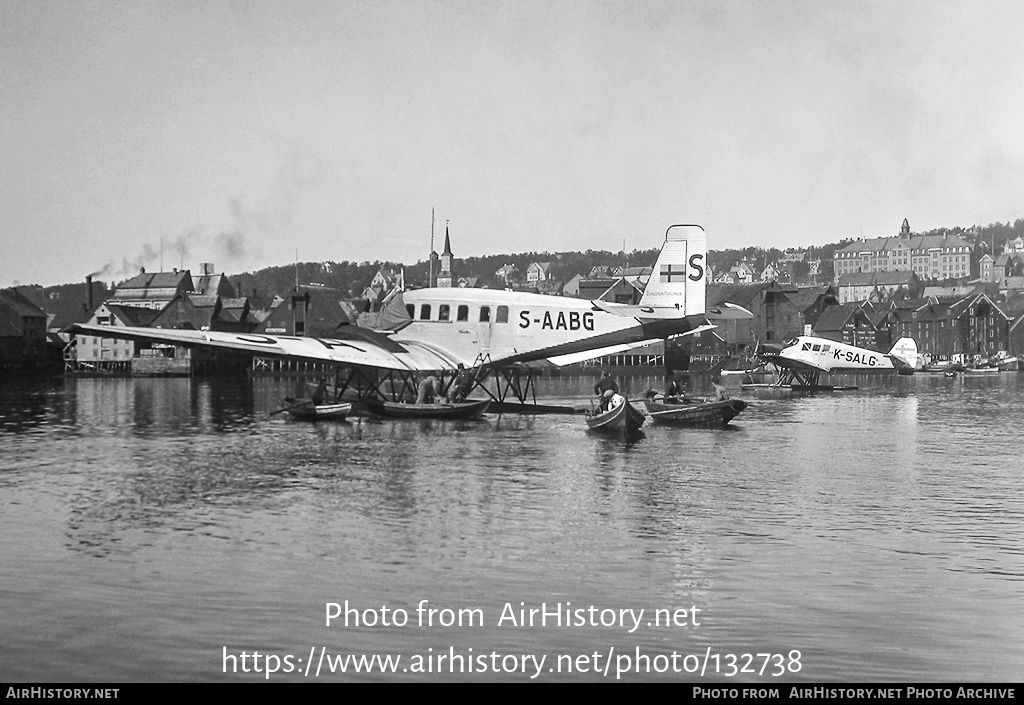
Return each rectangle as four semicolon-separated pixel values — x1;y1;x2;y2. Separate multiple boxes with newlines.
705;302;755;320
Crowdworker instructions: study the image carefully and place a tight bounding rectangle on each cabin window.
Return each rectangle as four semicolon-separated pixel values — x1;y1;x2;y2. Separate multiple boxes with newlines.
479;306;491;322
406;304;415;318
496;305;509;323
438;304;450;321
420;304;432;320
457;305;469;322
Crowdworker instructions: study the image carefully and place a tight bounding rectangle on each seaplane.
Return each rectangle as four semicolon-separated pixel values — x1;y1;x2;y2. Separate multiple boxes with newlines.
67;224;752;414
752;335;921;390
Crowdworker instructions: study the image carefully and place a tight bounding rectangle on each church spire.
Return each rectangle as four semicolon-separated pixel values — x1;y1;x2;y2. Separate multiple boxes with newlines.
438;221;455;287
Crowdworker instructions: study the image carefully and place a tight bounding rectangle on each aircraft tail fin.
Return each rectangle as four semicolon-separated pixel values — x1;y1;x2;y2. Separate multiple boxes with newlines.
638;224;706;317
888;337;920;371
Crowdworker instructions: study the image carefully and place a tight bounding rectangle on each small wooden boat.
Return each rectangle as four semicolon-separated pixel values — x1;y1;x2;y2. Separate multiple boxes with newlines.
358;398;491;420
585;396;646;434
643;396;748;427
280;397;352;421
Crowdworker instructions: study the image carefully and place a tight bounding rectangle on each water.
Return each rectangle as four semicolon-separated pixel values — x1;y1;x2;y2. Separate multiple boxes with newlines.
1;372;1021;683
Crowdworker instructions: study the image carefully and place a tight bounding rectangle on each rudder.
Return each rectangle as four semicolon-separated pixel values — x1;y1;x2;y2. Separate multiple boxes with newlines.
638;224;707;316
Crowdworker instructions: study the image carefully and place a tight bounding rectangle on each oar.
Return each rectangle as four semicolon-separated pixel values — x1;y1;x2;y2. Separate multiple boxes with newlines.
270;398;315;416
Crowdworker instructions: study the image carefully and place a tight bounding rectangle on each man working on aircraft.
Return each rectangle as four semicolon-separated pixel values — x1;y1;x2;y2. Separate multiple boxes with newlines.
416;375;438;405
451;364;474;403
594;370;620;411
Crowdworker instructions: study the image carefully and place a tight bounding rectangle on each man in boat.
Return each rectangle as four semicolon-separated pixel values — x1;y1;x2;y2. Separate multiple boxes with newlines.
311;377;329;405
450;364;474;403
710;375;730;402
594;370;620;410
416;375;438;405
663;370;684;401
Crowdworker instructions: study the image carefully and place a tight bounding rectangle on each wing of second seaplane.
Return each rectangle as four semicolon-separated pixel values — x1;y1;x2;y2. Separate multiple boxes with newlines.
756;334;921;387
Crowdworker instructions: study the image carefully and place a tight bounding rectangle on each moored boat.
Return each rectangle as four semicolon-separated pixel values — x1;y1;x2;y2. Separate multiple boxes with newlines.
281;397;352;421
358;398;491;420
585;396;646;434
643;396;748;427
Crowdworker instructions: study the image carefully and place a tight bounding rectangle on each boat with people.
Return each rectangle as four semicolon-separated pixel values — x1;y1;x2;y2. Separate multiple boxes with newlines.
585;395;646;435
279;397;353;421
358;398;491;420
642;394;748;427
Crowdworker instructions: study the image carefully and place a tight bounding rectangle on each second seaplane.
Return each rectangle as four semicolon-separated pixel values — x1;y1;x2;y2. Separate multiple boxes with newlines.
752;335;921;390
68;224;751;416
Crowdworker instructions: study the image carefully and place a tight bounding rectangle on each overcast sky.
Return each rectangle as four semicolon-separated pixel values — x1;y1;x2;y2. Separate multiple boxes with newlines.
2;0;1022;287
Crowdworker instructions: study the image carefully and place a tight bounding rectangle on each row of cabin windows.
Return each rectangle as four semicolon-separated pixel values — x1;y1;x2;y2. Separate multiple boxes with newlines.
407;303;510;324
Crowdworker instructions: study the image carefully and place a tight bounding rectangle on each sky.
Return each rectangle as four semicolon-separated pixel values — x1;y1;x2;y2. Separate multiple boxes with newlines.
2;0;1023;287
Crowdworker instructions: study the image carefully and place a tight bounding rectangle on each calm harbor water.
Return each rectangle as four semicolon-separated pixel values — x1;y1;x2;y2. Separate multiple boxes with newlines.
1;371;1021;683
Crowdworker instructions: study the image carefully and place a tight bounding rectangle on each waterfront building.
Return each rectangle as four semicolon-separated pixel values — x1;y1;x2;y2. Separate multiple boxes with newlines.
110;269;195;309
70;303;160;367
0;289;48;366
813;303;881;349
255;285;358;338
149;294;256;333
948;293;1012;358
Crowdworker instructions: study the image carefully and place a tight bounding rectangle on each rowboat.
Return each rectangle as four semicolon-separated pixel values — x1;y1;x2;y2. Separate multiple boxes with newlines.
281;397;352;421
585;396;646;434
358;398;491;420
643;396;748;427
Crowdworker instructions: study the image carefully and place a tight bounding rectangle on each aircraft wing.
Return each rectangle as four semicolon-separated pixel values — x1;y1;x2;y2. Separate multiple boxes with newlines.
65;323;462;372
589;300;753;322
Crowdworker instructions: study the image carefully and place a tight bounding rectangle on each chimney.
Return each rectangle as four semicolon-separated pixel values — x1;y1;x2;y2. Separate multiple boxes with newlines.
86;274;94;312
201;262;214;275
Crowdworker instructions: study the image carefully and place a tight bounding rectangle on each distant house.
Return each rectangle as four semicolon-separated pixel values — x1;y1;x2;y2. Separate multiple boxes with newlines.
873;271;920;300
979;253;995;283
535;279;564;296
456;276;479;288
1007;235;1024;253
712;268;736;285
994;252;1024;284
494;264;519;287
575;277;642;304
561;274;584;297
837;272;876;304
730;262;757;284
619;266;652;289
525;262;553;283
760;262;781;282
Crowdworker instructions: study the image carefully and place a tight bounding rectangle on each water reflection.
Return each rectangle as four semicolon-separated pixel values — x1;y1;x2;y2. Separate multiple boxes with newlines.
1;372;1022;681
